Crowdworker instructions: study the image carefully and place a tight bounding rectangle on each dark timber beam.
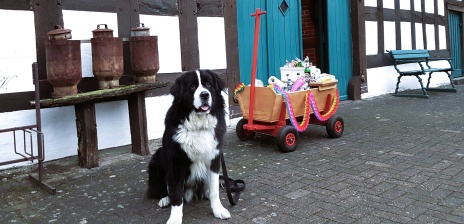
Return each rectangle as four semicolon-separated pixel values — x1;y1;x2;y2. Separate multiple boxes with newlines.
377;0;384;54
434;0;440;51
395;0;401;50
139;0;178;16
223;0;241;114
178;0;200;71
118;0;141;75
422;0;427;49
33;0;64;81
411;0;417;49
349;0;366;100
61;0;118;12
0;0;30;10
197;0;223;17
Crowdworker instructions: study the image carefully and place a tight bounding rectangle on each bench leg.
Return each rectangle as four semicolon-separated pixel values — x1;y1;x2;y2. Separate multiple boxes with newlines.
75;103;99;168
393;75;429;98
425;71;457;93
394;75;402;95
426;72;433;88
416;75;428;96
128;92;150;156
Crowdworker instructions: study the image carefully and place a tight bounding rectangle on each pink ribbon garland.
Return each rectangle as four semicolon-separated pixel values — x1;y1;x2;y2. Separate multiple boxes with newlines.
274;86;340;132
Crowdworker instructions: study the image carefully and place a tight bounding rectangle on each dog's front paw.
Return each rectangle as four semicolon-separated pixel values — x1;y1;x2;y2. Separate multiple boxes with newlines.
158;196;170;208
167;205;183;224
166;216;182;224
213;206;231;219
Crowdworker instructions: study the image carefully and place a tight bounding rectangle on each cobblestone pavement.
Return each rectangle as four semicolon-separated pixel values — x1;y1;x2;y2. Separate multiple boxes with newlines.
1;85;464;224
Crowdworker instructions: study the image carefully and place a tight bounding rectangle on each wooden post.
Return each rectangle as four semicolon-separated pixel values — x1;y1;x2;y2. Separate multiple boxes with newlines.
128;92;150;156
178;0;200;71
33;0;64;81
75;103;99;168
348;0;367;100
117;0;141;75
223;0;242;115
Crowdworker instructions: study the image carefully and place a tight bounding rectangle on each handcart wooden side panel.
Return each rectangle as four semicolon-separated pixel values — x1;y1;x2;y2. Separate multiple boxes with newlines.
237;82;337;123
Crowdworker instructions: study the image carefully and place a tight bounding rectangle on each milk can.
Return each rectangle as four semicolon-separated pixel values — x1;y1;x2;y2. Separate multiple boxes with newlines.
45;26;82;98
91;24;124;89
129;23;159;83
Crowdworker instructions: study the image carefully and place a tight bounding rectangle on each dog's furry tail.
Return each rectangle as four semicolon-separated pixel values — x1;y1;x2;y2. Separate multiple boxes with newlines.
146;148;168;199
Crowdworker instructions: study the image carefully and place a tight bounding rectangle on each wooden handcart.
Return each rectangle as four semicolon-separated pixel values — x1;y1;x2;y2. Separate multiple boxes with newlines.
235;81;344;152
235;8;344;152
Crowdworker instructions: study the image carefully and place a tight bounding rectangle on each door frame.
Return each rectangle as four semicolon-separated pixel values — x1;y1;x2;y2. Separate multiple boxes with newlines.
448;10;464;78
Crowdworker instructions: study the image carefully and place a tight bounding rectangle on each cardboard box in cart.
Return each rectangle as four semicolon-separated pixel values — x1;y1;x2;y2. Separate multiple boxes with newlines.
280;67;305;81
236;81;338;123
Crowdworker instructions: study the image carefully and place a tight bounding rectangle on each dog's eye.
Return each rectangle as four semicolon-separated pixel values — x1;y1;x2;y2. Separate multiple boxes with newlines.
205;82;211;88
190;84;196;90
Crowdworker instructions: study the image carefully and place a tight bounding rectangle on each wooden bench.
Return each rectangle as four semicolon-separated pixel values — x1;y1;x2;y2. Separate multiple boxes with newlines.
388;49;457;98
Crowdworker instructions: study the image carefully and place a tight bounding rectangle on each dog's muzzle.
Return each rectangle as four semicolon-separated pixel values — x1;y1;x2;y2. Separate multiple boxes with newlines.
196;91;211;113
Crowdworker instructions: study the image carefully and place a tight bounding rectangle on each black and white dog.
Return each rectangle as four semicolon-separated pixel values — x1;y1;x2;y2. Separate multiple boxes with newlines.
147;70;230;223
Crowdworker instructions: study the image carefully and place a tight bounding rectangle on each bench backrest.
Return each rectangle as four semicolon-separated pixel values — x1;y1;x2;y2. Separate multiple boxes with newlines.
388;49;430;60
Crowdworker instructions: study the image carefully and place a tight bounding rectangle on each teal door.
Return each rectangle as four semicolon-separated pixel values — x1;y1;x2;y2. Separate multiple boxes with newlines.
326;0;352;100
237;0;303;85
449;11;463;78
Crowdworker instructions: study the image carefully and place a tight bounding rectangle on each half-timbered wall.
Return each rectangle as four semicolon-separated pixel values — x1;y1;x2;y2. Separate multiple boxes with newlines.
362;0;456;97
0;0;235;113
0;0;237;168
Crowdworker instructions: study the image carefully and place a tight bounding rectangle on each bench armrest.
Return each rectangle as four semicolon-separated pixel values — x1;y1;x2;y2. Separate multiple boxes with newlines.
427;57;453;62
425;57;454;70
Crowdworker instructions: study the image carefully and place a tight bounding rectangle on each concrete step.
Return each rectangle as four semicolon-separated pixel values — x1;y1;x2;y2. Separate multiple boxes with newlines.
453;77;464;85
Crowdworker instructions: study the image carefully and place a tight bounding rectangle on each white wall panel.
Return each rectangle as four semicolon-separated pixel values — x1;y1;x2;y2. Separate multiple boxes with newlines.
439;25;447;49
415;23;424;49
400;1;411;10
425;0;435;14
384;21;396;51
364;0;376;7
384;0;394;9
438;0;445;15
414;0;422;11
401;22;412;50
426;24;436;50
365;21;378;55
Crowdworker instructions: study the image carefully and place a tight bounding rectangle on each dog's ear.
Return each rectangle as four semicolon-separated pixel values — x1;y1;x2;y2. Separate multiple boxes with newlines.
170;75;183;101
208;70;225;95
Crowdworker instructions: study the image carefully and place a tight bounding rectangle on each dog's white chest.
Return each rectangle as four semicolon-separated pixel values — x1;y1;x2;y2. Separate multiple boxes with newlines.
173;112;220;162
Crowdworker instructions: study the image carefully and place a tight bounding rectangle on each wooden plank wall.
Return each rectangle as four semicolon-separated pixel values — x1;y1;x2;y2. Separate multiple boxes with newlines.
365;0;450;69
0;0;237;113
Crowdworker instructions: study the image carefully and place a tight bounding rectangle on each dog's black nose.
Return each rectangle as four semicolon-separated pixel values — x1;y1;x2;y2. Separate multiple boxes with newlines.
200;91;209;100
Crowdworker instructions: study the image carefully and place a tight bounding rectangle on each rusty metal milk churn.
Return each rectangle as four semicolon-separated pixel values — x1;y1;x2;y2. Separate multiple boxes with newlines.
129;23;159;83
91;24;123;89
45;26;82;97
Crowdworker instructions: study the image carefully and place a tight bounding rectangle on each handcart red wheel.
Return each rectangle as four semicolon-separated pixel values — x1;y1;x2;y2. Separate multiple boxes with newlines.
326;115;344;138
236;119;256;141
276;125;299;152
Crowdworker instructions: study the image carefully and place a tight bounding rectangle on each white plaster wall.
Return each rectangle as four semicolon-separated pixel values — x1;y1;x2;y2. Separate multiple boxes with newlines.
362;61;452;99
0;10;228;169
414;0;422;11
362;0;451;99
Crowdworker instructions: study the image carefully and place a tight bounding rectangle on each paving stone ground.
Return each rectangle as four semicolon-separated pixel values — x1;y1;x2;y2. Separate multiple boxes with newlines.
1;85;464;224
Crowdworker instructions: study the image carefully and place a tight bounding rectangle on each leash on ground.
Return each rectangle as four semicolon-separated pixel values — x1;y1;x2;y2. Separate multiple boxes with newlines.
219;150;245;205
